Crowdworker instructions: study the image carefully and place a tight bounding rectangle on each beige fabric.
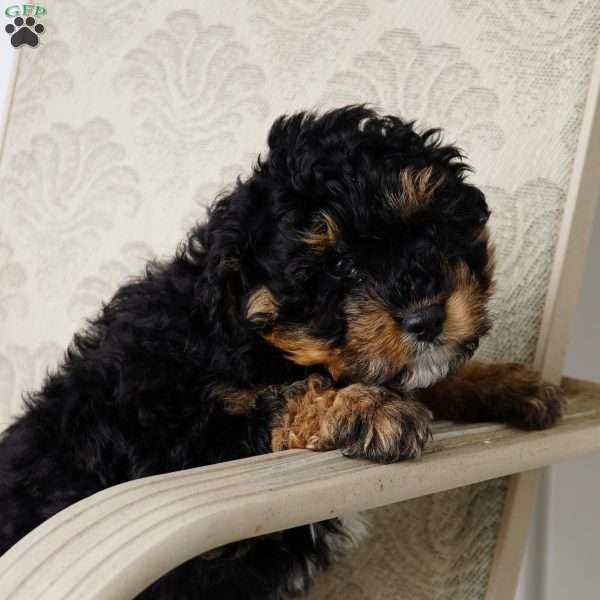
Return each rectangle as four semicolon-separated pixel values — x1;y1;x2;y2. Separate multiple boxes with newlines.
309;478;509;600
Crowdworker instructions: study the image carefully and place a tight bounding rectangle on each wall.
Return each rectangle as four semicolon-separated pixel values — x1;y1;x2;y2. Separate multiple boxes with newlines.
564;205;600;385
545;201;600;599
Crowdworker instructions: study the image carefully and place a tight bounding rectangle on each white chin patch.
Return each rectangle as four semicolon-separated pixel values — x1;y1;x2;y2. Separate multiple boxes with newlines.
399;343;463;391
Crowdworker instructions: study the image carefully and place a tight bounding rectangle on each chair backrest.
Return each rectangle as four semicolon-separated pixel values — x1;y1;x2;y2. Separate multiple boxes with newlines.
2;2;599;431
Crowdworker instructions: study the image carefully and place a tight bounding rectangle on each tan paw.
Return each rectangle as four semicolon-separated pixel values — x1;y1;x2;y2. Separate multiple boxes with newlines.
271;374;337;452
320;384;433;463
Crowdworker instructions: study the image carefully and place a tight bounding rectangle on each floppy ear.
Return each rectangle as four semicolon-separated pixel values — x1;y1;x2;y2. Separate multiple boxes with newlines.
189;182;254;336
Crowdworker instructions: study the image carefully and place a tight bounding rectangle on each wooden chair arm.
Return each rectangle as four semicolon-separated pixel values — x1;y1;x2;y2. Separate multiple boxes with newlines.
1;389;599;600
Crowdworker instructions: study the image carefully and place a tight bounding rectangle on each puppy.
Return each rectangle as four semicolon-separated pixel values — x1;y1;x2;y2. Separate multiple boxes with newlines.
0;106;563;599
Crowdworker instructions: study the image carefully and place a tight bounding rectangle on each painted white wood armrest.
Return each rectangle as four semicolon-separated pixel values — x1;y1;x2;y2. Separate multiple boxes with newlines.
1;389;599;600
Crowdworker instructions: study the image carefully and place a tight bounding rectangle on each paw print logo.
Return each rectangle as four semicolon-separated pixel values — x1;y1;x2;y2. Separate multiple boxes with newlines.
5;16;44;48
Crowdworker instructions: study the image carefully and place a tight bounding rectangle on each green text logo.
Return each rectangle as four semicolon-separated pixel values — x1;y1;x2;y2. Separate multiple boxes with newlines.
5;4;46;18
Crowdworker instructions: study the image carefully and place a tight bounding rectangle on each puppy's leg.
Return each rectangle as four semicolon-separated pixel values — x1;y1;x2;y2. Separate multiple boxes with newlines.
420;361;564;429
270;374;432;463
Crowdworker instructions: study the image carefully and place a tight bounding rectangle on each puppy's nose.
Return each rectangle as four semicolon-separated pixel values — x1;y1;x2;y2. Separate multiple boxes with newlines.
402;304;446;342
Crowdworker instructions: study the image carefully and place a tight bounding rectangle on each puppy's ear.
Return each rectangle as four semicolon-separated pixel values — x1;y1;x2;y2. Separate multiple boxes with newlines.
190;182;255;335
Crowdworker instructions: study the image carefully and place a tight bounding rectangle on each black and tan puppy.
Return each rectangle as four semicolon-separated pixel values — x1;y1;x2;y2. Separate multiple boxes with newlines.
0;106;563;599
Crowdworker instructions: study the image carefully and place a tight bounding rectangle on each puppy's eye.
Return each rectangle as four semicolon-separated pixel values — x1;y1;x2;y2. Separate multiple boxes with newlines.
328;258;359;280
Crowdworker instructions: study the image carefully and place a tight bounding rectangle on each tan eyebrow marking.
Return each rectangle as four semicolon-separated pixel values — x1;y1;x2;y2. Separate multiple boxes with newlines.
301;212;339;250
246;286;279;325
387;166;445;214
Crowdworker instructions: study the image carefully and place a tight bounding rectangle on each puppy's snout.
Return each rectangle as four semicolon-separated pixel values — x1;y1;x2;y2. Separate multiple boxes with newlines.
401;304;445;342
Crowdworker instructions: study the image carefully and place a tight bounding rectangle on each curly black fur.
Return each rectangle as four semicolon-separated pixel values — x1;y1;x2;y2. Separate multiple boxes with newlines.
0;106;496;598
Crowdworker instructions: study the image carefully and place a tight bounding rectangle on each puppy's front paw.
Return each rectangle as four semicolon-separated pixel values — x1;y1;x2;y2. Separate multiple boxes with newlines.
510;364;565;429
513;376;565;430
318;384;432;463
270;374;337;452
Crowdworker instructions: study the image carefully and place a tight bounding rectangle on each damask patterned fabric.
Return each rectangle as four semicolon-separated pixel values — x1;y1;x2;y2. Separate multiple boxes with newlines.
308;478;509;599
1;1;599;427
